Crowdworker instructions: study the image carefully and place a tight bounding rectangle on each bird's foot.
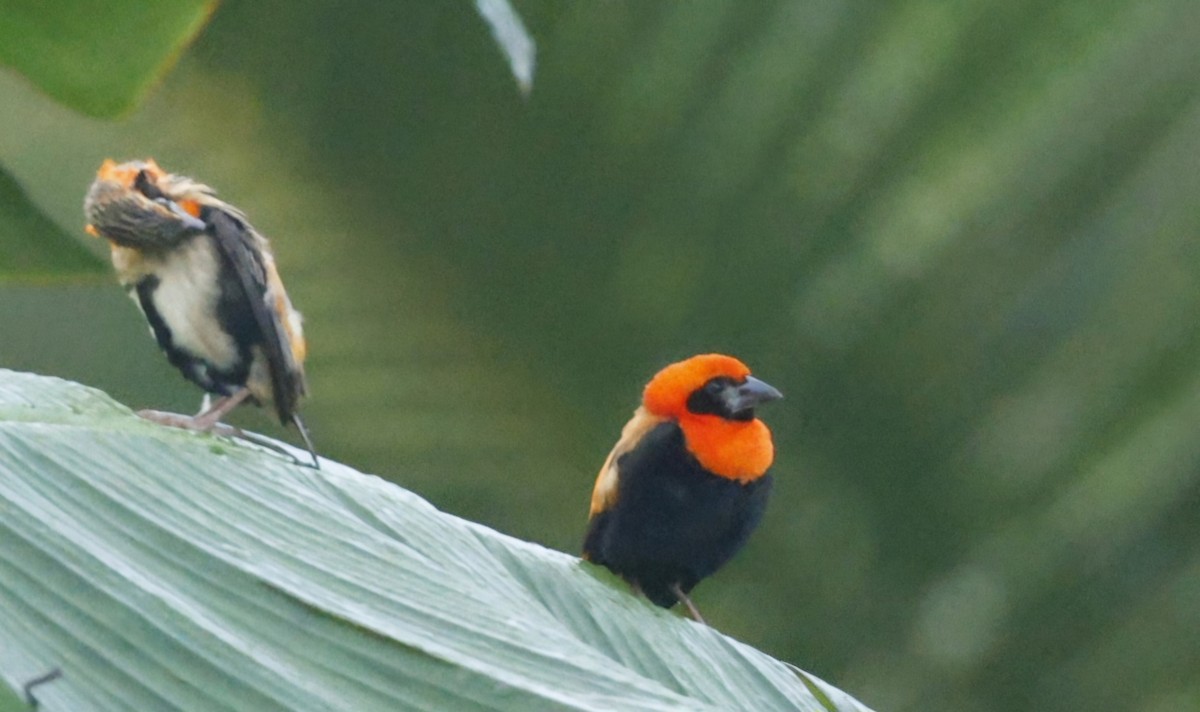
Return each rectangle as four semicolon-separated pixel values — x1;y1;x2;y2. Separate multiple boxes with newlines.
134;408;308;468
669;583;707;624
136;409;217;431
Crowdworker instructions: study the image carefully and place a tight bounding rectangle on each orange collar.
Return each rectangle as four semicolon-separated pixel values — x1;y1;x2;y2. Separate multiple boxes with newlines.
678;415;774;481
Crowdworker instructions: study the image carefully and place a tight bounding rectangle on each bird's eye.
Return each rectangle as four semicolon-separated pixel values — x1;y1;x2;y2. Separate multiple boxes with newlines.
686;377;738;417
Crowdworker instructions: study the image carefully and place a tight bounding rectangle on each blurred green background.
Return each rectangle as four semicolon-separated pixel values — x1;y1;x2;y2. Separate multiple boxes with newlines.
3;1;1200;710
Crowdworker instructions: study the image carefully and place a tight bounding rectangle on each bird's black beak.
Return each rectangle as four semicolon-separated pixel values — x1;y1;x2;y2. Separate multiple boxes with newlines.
726;376;783;417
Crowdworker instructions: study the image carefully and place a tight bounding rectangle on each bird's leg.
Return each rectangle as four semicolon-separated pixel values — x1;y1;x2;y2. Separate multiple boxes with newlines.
669;582;706;624
137;390;313;468
138;388;251;431
215;427;308;468
191;388;252;430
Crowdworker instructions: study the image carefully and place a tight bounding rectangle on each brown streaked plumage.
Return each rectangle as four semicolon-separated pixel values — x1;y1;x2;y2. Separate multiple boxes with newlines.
84;158;318;467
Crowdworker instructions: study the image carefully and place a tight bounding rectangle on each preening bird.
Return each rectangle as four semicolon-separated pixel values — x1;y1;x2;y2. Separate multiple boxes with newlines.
84;159;318;467
583;353;782;622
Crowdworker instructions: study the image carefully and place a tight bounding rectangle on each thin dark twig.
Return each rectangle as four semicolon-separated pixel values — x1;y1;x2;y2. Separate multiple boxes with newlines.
22;667;63;709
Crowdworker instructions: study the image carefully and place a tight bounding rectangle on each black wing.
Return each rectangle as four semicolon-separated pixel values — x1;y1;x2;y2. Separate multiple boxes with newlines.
204;208;305;424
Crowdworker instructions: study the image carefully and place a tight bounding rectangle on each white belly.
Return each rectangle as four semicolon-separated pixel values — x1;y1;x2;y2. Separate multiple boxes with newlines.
119;237;240;370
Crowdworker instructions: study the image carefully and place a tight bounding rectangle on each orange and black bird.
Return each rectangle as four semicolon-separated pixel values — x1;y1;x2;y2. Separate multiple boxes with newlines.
583;353;782;622
84;159;318;467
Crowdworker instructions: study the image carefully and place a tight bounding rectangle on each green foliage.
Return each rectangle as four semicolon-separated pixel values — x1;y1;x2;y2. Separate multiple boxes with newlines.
0;370;871;712
2;2;1200;711
0;682;29;712
0;0;214;117
0;167;99;278
0;0;214;276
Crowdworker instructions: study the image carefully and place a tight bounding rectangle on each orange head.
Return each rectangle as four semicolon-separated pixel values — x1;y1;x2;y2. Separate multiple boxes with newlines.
96;157;167;186
84;158;208;248
642;354;782;481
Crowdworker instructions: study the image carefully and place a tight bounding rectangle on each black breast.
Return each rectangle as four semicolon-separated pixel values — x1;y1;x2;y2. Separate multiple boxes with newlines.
583;421;773;607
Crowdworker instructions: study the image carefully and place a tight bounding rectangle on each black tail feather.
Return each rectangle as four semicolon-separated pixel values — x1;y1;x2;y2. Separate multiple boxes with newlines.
292;413;320;470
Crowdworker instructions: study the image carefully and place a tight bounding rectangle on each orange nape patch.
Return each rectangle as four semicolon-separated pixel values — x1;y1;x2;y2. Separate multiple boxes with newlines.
176;198;202;218
96;158;165;186
679;416;775;481
642;353;751;419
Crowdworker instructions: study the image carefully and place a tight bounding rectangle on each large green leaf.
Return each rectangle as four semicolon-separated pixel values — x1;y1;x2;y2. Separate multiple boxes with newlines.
0;167;100;279
0;370;871;712
9;2;1196;710
0;0;216;117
